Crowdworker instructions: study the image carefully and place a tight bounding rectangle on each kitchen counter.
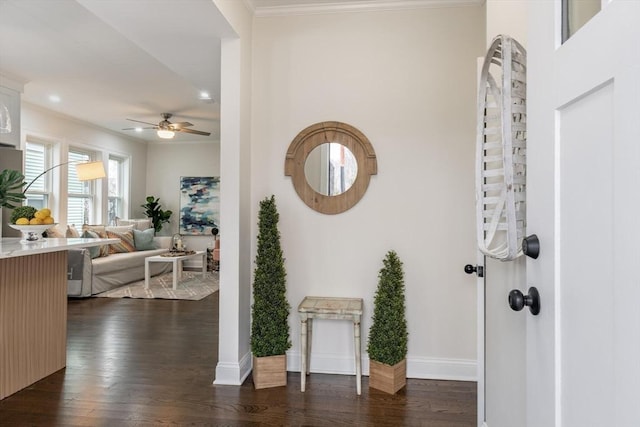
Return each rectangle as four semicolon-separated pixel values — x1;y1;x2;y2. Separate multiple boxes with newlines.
0;237;119;258
0;237;117;400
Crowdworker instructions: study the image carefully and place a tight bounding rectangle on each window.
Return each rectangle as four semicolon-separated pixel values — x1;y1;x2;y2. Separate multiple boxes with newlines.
21;137;130;229
107;156;125;225
67;149;96;227
23;141;51;209
562;0;601;43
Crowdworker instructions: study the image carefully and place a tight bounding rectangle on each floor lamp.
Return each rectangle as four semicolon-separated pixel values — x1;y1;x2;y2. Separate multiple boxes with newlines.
23;160;106;193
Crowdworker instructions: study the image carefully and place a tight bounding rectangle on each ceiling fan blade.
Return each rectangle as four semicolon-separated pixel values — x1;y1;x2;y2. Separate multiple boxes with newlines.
122;126;156;131
126;118;158;126
169;121;193;129
178;128;211;136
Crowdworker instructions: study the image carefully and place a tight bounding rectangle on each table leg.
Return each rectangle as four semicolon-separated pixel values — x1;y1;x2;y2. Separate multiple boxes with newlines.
201;252;207;278
354;318;362;396
144;259;151;288
173;259;179;290
307;318;313;375
300;318;307;392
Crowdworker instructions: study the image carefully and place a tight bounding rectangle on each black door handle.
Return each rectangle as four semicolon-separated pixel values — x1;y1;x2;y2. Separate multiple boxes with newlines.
464;264;484;278
522;234;540;259
508;287;540;315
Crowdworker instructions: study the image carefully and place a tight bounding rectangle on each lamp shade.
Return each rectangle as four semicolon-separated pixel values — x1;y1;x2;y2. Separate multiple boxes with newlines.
75;161;106;181
157;129;175;139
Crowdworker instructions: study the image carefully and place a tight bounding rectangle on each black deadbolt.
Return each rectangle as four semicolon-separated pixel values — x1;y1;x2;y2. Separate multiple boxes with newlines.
464;264;484;277
522;234;540;259
508;287;540;315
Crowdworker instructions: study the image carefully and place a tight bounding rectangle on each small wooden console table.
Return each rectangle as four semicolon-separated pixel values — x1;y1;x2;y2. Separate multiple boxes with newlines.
298;296;363;395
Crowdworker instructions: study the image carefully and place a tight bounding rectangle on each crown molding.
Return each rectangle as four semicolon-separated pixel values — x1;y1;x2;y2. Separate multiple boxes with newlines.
242;0;256;14
251;0;483;17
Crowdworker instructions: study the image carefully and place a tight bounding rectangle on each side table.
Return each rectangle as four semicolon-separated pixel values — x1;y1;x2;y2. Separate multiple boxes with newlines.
298;296;364;395
144;250;206;290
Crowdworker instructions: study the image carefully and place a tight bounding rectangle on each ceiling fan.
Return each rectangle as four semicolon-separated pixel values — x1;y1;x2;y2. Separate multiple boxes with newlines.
123;113;211;139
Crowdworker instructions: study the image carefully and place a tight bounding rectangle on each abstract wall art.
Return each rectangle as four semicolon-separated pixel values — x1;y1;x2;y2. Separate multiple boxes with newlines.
179;176;220;235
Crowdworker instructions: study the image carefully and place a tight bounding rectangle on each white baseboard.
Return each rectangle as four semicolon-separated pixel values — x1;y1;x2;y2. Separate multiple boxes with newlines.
286;351;476;382
407;356;477;381
213;351;252;385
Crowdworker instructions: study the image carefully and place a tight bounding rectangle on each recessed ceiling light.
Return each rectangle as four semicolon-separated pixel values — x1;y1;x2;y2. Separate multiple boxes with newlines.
199;91;211;100
135;127;143;132
49;95;61;103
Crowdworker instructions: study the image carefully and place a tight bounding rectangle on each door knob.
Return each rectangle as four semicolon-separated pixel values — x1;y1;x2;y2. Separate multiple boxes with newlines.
508;287;540;315
464;264;484;277
522;234;540;259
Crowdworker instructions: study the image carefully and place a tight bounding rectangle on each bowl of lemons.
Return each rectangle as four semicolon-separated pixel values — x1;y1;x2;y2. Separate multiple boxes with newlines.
8;206;57;242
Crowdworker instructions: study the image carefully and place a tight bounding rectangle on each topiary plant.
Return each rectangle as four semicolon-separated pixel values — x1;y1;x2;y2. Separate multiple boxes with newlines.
250;195;291;357
367;250;408;366
141;196;172;233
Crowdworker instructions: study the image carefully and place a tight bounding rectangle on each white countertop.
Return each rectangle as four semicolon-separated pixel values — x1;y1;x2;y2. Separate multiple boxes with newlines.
0;238;119;259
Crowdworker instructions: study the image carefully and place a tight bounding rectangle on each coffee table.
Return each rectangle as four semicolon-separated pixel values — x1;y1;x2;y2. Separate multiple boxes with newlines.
144;250;206;290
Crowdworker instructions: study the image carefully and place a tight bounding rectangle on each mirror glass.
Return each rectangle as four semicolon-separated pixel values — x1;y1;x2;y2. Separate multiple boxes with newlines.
304;142;358;196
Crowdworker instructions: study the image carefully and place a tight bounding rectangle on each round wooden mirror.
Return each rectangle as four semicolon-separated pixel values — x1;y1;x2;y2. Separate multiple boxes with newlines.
304;142;358;196
285;122;377;214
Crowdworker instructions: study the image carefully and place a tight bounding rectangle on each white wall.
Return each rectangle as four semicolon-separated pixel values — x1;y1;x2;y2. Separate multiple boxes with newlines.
252;5;484;379
145;140;220;265
21;102;148;226
486;0;528;47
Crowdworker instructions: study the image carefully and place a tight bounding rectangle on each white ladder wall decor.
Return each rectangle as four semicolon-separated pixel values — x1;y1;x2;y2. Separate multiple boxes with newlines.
476;35;527;261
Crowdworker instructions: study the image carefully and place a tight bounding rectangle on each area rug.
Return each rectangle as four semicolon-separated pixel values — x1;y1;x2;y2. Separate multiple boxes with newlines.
95;271;219;300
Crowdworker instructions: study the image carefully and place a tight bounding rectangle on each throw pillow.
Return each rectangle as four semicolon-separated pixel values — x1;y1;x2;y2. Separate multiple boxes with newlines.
45;224;65;238
105;225;135;235
133;228;156;251
81;230;102;259
82;224;106;236
106;229;136;254
116;218;152;231
81;225;109;257
67;225;80;238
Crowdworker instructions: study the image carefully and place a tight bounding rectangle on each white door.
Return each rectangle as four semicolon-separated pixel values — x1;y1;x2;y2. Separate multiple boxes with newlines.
527;1;640;426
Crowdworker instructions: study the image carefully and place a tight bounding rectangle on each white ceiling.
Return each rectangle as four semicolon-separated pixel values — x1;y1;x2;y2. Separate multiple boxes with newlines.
0;0;477;143
0;0;234;143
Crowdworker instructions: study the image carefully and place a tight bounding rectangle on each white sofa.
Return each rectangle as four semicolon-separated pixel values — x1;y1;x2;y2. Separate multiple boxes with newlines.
67;235;173;297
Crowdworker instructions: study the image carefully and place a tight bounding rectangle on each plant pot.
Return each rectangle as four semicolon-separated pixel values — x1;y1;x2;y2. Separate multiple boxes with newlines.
252;355;287;389
369;359;406;394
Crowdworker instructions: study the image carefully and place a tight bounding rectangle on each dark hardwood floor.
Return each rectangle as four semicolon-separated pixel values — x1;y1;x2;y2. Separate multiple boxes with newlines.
0;292;476;426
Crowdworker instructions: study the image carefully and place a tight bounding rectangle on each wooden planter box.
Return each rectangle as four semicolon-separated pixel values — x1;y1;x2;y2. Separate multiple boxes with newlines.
369;359;406;394
252;355;287;389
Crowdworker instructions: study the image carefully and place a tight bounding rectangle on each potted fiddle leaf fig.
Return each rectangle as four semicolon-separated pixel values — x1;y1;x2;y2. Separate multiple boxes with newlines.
141;196;172;233
367;250;408;394
250;195;291;389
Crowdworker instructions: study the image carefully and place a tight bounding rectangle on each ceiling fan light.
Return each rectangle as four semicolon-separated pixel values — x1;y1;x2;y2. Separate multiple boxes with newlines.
157;129;175;139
